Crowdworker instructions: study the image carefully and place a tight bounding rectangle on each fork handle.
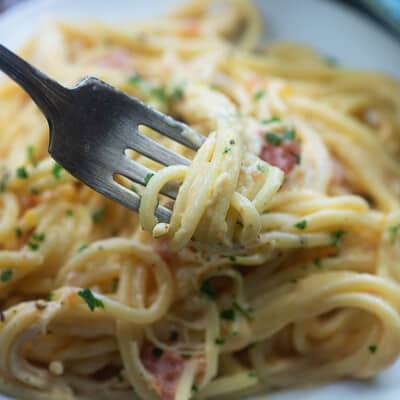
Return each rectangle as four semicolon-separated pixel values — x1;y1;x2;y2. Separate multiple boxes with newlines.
0;44;69;120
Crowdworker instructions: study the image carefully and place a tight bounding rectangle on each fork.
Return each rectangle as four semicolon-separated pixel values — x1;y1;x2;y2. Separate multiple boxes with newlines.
0;44;206;222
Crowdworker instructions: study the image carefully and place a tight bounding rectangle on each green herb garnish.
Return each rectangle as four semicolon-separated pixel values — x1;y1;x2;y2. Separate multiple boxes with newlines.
16;166;28;179
27;232;45;251
78;288;104;312
78;244;89;253
15;227;22;238
265;133;282;146
26;145;37;166
221;309;236;321
228;255;236;262
144;173;154;186
257;164;267;173
130;184;138;193
294;220;307;230
65;209;74;217
233;301;253;321
223;146;231;154
150;86;166;103
28;242;39;251
52;162;62;180
31;233;45;242
331;230;346;247
261;116;280;124
171;84;184;100
215;338;225;345
388;224;400;244
200;280;217;301
253;89;265;101
248;371;257;378
0;269;13;282
313;258;322;269
91;205;107;223
283;128;296;141
368;344;378;354
127;73;142;85
47;292;54;301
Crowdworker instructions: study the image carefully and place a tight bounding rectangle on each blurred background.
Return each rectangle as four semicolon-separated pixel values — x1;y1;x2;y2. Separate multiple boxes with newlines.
0;0;399;41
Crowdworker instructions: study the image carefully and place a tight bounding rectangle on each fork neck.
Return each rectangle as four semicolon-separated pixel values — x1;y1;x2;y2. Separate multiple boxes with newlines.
0;44;70;121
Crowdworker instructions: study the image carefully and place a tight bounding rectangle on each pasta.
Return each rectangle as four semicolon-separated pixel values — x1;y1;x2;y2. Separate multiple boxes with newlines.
1;0;400;399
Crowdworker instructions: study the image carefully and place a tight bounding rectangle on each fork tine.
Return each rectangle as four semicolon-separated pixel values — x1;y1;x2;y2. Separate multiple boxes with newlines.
130;130;191;167
81;174;172;223
138;101;206;150
117;158;179;199
110;181;172;223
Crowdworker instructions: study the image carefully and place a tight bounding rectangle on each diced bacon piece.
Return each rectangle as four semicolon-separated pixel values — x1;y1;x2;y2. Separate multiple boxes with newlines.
94;49;133;70
140;343;186;400
260;139;300;175
19;194;41;214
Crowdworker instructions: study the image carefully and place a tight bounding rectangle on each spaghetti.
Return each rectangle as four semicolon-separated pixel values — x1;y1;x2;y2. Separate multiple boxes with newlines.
1;0;400;399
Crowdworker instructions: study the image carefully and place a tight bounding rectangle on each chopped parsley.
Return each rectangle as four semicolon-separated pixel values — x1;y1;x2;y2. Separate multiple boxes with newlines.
388;224;400;244
215;338;225;345
0;176;6;192
248;371;257;378
261;116;280;124
28;242;39;251
152;347;164;358
31;188;40;195
233;301;254;321
65;209;74;217
16;166;29;179
144;173;154;186
47;292;54;301
228;255;236;263
223;146;231;154
91;205;107;223
368;344;378;354
15;227;22;238
265;133;282;146
331;230;346;247
78;288;104;312
112;278;119;293
283;128;296;141
150;86;166;103
171;84;184;100
127;73;142;85
192;384;199;393
253;89;266;101
0;269;13;282
294;220;307;230
257;164;267;173
200;280;217;301
78;244;89;253
32;233;45;242
221;308;236;321
130;184;138;193
52;162;62;180
28;232;45;251
26;145;37;166
313;258;322;269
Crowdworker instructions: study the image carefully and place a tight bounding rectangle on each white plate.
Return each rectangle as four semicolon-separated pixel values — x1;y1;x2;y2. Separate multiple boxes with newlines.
0;1;400;399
